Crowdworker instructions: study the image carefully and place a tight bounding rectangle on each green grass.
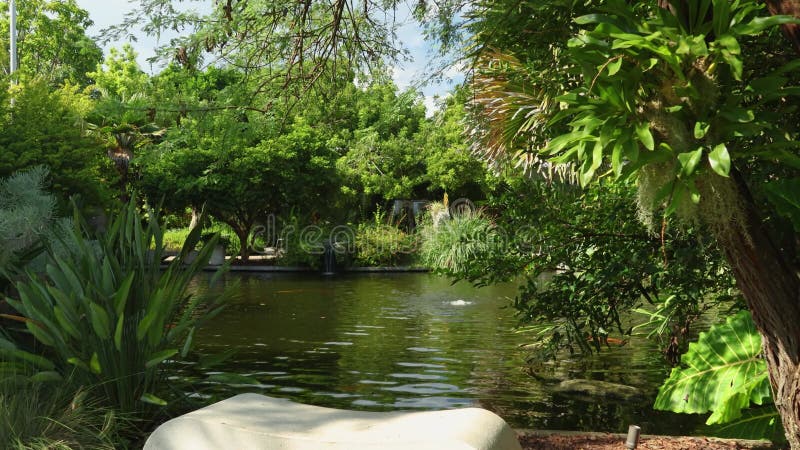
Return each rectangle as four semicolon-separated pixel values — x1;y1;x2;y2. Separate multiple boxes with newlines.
0;376;124;449
163;224;240;256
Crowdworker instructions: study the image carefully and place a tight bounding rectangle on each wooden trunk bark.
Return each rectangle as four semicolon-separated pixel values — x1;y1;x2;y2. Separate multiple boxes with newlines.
718;173;800;448
234;227;250;262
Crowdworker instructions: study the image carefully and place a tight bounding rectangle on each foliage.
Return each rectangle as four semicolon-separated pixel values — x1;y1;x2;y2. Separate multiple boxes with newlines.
336;83;429;201
88;45;151;102
0;373;123;449
4;201;228;413
0;0;103;86
419;209;515;280
140;115;338;260
420;88;490;199
655;310;783;441
161;228;192;253
0;167;72;279
107;0;404;99
0;79;112;207
437;0;799;440
424;178;736;359
538;0;800;223
353;210;416;267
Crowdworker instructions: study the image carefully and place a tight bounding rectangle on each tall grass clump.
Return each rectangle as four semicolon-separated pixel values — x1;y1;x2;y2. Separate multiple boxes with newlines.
353;208;416;267
419;209;514;282
4;201;228;414
0;370;124;449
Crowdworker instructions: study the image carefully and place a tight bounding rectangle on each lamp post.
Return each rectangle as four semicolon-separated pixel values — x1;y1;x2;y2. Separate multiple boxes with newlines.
9;0;17;76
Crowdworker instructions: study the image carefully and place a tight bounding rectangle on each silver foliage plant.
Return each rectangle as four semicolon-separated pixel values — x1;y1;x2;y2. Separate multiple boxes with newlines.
0;166;72;272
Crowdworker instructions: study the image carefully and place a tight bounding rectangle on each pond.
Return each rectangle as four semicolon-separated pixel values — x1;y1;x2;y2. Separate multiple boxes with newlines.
185;272;707;435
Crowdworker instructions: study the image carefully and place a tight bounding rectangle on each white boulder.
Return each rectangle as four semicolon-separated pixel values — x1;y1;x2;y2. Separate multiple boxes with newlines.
144;394;522;450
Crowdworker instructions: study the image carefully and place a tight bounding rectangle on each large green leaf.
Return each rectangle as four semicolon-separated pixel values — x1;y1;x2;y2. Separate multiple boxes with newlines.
655;311;771;425
763;178;800;232
701;407;784;442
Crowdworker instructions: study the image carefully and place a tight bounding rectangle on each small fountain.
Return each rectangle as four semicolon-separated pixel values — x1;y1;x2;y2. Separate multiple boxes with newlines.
321;239;336;275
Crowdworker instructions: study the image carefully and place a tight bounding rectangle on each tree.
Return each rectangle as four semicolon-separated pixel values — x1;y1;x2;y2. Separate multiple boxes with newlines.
0;79;112;207
139;114;338;260
0;0;102;86
457;0;800;444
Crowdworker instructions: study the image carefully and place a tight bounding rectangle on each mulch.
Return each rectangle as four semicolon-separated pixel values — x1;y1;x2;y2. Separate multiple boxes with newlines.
517;431;783;450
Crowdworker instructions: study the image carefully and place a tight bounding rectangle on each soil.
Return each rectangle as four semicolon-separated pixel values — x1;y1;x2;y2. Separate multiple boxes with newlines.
517;431;784;450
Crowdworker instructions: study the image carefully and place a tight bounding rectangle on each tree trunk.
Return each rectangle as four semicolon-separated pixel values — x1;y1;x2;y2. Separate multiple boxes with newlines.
717;172;800;448
765;0;800;54
234;227;250;262
189;207;202;230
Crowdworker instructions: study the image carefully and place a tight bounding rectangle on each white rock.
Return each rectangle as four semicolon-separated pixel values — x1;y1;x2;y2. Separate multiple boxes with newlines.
144;394;522;450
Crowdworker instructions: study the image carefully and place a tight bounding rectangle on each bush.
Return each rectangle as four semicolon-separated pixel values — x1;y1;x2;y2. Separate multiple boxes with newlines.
353;223;416;267
0;373;124;449
419;210;511;278
162;228;191;253
4;201;228;414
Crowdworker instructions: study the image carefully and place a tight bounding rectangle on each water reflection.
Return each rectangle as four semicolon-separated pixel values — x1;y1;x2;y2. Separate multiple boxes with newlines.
185;272;707;435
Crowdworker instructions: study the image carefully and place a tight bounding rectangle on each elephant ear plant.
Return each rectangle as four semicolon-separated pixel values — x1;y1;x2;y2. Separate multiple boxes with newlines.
2;200;228;413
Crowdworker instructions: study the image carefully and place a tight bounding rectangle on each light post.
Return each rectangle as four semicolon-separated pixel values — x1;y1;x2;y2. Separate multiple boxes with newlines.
9;0;17;76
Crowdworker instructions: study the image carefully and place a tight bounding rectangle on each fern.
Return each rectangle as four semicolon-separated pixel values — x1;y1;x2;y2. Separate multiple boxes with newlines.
655;310;780;439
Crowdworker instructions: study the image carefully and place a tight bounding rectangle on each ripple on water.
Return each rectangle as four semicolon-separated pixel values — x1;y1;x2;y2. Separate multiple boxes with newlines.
389;373;444;381
358;380;398;385
277;387;306;393
390;396;474;409
382;383;461;394
395;362;446;369
406;347;440;353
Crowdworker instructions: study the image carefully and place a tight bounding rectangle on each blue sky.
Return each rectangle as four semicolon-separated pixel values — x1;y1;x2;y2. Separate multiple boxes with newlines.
74;0;462;114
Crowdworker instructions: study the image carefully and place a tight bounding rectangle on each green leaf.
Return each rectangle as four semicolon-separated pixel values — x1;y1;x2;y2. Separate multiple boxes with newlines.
140;393;168;406
678;148;703;177
181;327;195;358
89;352;102;374
145;349;178;369
112;272;135;317
89;303;112;339
635;122;654;150
607;58;622;76
114;314;125;352
732;15;800;36
67;357;89;372
701;407;784;442
708;143;731;177
763;178;800;232
655;311;770;423
29;371;63;382
693;122;709;139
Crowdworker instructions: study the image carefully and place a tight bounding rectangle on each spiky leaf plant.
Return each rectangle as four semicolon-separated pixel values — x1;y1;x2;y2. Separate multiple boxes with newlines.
5;201;228;413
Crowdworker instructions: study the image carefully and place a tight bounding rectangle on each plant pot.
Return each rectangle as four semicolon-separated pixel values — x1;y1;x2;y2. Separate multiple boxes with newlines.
208;244;226;266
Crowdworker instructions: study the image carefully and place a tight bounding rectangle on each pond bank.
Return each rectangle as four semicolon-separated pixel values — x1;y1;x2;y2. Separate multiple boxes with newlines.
516;430;781;450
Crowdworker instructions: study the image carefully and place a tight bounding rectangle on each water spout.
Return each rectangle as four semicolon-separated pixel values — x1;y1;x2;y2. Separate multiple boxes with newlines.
321;240;336;275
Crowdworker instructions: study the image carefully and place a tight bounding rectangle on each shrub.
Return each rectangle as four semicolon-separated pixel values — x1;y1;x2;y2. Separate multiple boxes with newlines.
419;210;510;278
4;201;228;414
0;372;124;449
353;223;415;267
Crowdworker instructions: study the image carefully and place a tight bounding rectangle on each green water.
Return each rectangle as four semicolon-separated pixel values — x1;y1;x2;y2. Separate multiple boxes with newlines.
186;272;706;435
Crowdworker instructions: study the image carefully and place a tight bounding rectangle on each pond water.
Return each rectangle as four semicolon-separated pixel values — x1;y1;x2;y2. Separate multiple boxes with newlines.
186;272;707;435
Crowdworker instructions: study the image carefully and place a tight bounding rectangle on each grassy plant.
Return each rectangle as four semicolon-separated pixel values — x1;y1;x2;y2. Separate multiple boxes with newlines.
353;223;415;267
419;210;507;278
0;374;124;449
161;228;191;253
162;224;238;256
4;201;228;414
